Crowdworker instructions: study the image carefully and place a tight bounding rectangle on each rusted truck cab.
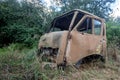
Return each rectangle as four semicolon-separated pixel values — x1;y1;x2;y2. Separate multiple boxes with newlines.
38;9;107;68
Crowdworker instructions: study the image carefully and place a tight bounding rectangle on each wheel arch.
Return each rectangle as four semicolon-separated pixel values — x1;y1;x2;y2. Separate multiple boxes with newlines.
74;54;105;68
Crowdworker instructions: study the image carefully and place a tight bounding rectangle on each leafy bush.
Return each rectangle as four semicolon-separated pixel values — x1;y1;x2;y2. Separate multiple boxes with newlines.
0;24;41;47
0;0;48;47
106;21;120;47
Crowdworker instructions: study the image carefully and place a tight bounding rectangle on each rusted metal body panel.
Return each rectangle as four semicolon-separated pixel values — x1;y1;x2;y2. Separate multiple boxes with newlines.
38;31;67;49
38;9;107;67
56;30;106;64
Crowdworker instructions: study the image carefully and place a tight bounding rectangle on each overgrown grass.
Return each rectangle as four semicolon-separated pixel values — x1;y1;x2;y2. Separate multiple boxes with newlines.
0;44;40;80
0;44;66;80
0;44;120;80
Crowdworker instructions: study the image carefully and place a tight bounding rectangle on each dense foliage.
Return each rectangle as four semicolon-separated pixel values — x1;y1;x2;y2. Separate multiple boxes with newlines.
107;19;120;47
0;0;49;47
0;0;119;48
50;0;115;19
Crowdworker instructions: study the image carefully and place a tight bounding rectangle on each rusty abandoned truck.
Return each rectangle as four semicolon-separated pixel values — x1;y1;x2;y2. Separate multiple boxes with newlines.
38;9;107;68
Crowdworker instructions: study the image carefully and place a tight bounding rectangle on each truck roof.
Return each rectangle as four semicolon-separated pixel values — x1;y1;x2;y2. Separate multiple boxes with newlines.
50;9;104;31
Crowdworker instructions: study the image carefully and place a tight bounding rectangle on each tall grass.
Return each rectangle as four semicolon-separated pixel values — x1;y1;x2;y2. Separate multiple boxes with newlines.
0;43;120;80
0;44;67;80
0;44;41;80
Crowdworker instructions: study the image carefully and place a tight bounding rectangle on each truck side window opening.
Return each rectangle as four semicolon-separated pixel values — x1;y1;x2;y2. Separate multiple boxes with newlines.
94;19;102;35
77;18;92;34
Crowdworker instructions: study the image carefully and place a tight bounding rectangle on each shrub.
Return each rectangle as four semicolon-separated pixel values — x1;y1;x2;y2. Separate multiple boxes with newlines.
0;0;47;47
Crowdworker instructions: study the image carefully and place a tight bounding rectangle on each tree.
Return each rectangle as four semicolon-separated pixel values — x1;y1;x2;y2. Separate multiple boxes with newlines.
53;0;115;20
0;0;47;47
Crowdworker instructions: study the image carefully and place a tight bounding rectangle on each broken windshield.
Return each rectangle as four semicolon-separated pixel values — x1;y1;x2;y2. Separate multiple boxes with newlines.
49;10;85;32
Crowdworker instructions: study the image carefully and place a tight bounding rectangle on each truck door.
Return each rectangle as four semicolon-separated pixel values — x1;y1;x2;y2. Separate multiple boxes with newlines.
66;16;104;64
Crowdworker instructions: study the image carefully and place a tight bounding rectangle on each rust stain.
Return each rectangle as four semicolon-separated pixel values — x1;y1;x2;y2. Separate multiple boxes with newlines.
38;9;107;67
